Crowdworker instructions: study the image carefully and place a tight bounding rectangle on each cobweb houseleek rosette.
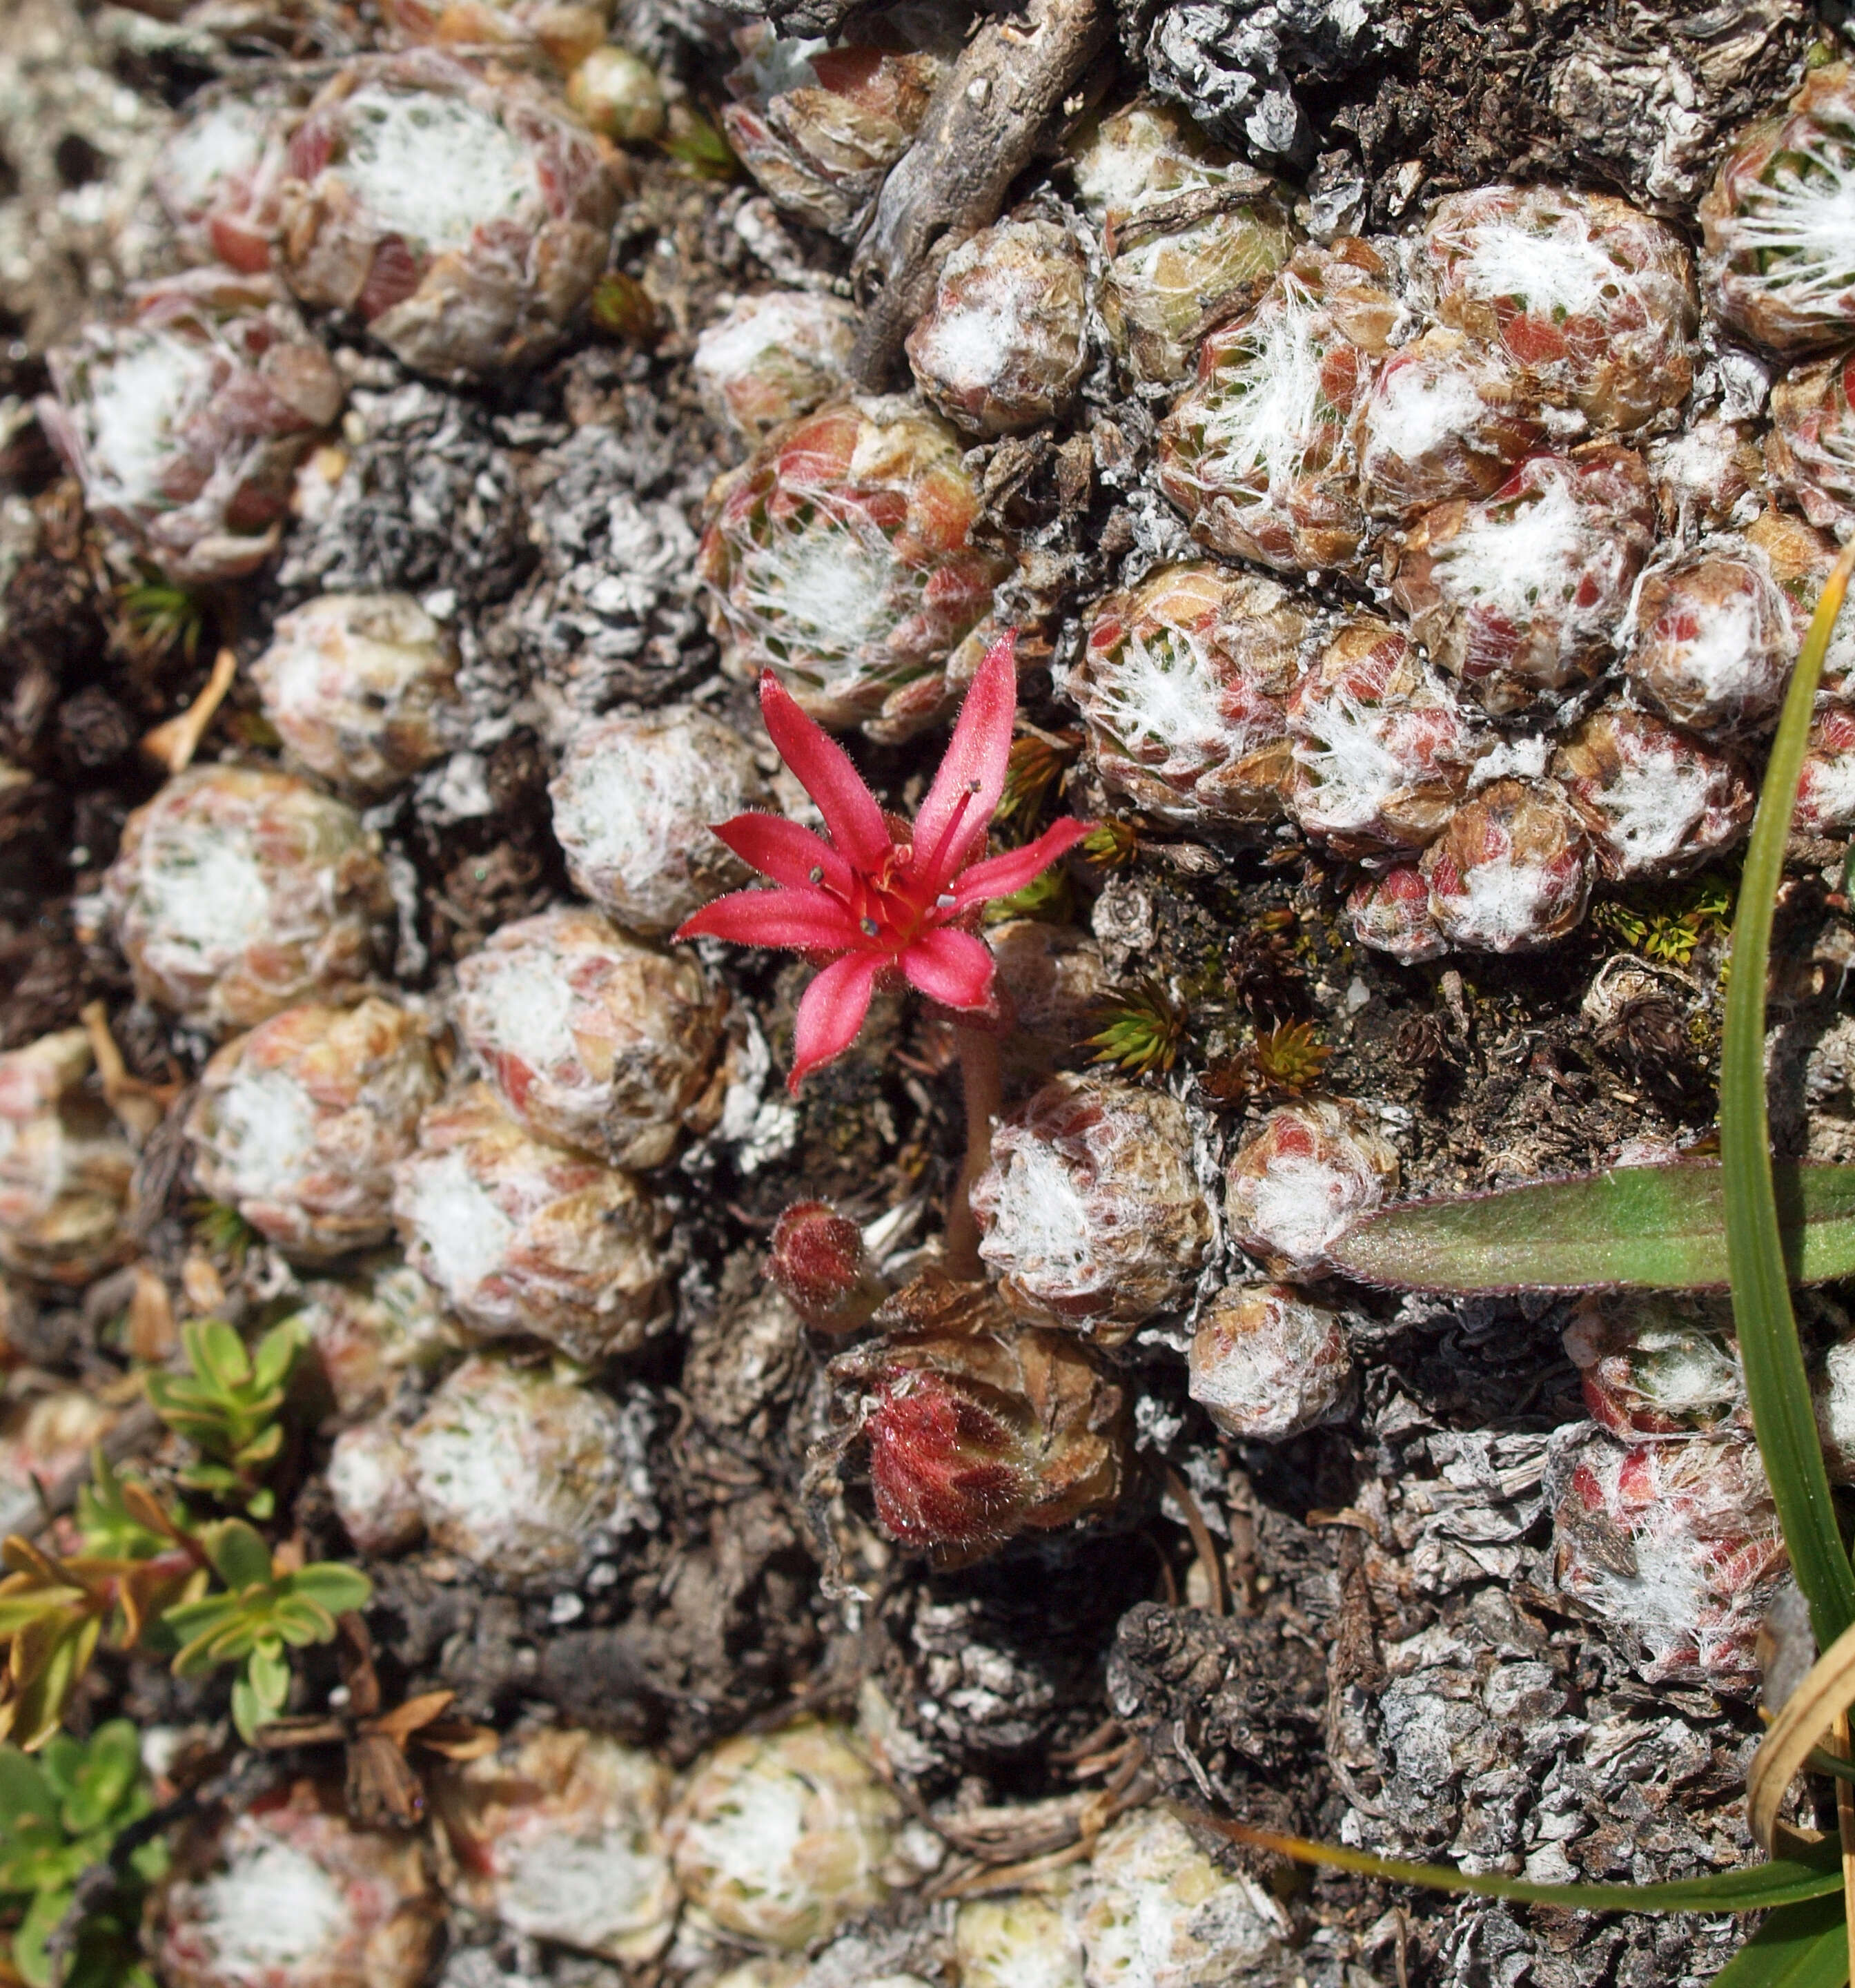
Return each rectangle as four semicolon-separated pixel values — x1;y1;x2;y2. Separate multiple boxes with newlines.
674;635;1090;1093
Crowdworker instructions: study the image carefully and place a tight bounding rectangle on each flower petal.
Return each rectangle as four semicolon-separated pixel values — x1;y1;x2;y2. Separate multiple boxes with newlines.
676;886;865;951
711;814;855;897
789;953;881;1091
759;672;891;873
901;927;996;1009
912;632;1018;887
949;816;1092;909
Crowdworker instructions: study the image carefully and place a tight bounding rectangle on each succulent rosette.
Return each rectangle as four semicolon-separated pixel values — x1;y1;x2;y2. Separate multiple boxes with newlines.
1388;446;1656;720
1071;563;1312;826
251;592;463;799
1419;777;1593;953
720;21;950;237
831;1271;1129;1557
1284;615;1478;858
155;1781;440;1988
566;46;666;142
382;0;612;70
152;91;294;273
667;1720;925;1951
1767;347;1855;534
435;1731;678;1962
292;1252;458;1415
404;1354;644;1589
1069;101;1299;386
1189;1282;1353;1441
1622;535;1796;741
327;1420;425;1557
276;50;618;382
188;998;442;1263
1647;416;1769;537
769;1200;885;1332
697;396;1012;740
1419;184;1697;435
1795;704;1855;834
1553;1432;1785;1688
1701;62;1855;353
1156;240;1400;572
548;705;772;939
1345;864;1446;964
693;291;859;447
970;1074;1213;1332
1550;703;1753;883
392;1084;671;1362
1353;328;1542;520
905;217;1090;438
454;907;729;1170
1747;508;1855;700
39;271;342;585
104;765;393;1037
1562;1292;1746;1440
0;1031;134;1287
1224;1098;1397;1280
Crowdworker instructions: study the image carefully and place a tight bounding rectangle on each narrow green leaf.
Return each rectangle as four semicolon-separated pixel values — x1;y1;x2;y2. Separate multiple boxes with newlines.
1709;1895;1849;1988
1325;1163;1855;1294
193;1319;251;1396
1722;540;1855;1651
1188;1814;1847;1913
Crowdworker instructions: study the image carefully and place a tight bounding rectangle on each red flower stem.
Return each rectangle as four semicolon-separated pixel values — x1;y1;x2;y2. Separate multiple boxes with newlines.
945;1024;1003;1280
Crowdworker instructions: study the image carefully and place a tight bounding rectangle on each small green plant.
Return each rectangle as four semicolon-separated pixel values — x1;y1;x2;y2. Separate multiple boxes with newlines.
186;1200;257;1269
1202;1019;1332;1103
160;1521;371;1744
1591;873;1735;966
0;1723;162;1988
995;729;1081;836
658;104;738;179
146;1318;303;1520
1079;817;1139;868
115;576;204;667
1085;976;1187;1075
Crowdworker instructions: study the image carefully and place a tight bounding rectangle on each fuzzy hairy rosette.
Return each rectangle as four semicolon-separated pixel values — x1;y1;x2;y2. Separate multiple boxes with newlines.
1418;777;1593;953
1345;864;1445;964
1621;533;1796;741
1157;239;1400;573
906;217;1090;438
155;1780;440;1988
1189;1281;1353;1441
189;998;441;1263
1701;61;1855;353
153;91;295;273
1284;615;1478;859
0;1031;134;1287
434;1731;677;1962
1551;1431;1785;1690
721;19;950;237
277;50;618;382
1389;446;1656;721
1419;183;1696;436
1353;327;1542;521
252;592;462;799
404;1354;645;1590
453;906;729;1171
39;271;342;585
104;765;393;1037
1767;347;1855;536
829;1269;1128;1559
1561;1292;1747;1441
1224;1097;1397;1281
1072;562;1311;827
1549;702;1752;884
698;396;1011;740
970;1073;1213;1332
694;291;858;447
1070;101;1299;387
391;1084;671;1361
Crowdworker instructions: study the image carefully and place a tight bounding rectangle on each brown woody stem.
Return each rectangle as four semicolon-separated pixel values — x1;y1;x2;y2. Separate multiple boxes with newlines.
945;1023;1004;1279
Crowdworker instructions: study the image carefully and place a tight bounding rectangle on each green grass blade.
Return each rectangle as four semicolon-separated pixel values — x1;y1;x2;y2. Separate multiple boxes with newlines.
1710;1896;1849;1988
1324;1162;1855;1293
1722;539;1855;1651
1187;1814;1846;1913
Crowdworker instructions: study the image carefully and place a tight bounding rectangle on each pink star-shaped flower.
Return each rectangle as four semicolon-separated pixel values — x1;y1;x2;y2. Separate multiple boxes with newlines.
677;634;1089;1091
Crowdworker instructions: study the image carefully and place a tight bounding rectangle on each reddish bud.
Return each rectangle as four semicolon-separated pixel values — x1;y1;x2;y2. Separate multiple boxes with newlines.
832;1271;1128;1560
769;1200;883;1332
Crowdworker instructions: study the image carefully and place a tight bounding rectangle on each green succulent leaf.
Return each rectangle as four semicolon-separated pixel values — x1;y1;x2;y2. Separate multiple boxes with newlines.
202;1521;271;1594
1323;1161;1855;1294
286;1564;372;1617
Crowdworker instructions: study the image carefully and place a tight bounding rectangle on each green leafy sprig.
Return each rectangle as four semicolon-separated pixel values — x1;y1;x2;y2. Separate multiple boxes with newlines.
146;1318;303;1520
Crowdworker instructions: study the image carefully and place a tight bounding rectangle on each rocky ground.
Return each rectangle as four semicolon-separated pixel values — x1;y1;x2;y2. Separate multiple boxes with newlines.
6;0;1855;1981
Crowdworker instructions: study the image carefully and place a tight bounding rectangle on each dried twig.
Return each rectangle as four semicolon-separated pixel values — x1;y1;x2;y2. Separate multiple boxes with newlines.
849;0;1110;387
141;646;237;775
